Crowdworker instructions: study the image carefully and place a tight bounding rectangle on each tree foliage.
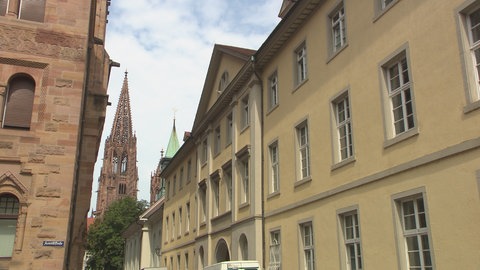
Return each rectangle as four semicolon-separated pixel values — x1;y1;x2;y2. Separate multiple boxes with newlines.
86;197;148;270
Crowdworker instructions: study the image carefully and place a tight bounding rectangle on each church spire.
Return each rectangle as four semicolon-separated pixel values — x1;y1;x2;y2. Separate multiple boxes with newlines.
111;71;133;143
165;117;180;158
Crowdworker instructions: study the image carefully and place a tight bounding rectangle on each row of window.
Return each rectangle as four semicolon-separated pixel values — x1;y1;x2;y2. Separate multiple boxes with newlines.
165;202;191;243
0;0;46;22
165;159;193;199
268;192;433;270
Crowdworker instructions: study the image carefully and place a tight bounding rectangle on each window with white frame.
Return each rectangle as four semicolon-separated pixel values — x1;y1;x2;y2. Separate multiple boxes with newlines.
201;139;208;164
223;167;232;211
165;216;169;242
269;141;280;194
178;207;182;237
296;121;310;180
187;159;192;183
341;211;362;270
186;202;190;233
214;126;221;155
397;194;433;270
226;113;233;145
269;71;279;109
300;222;315;270
330;2;347;53
269;230;281;270
212;177;220;217
382;0;395;9
295;43;308;85
333;93;354;161
0;194;19;257
177;255;181;270
242;96;250;128
382;50;416;138
459;3;480;108
199;183;207;223
240;158;249;204
185;253;189;270
0;0;46;22
172;212;175;240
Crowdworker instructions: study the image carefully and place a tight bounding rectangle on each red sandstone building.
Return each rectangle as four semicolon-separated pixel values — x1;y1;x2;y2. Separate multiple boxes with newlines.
0;0;114;269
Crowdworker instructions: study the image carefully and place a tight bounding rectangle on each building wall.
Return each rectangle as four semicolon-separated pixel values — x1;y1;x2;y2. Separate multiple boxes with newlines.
0;0;111;269
262;0;480;269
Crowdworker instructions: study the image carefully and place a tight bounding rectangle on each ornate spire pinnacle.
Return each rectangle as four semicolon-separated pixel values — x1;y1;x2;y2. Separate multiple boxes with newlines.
164;117;180;158
110;71;133;143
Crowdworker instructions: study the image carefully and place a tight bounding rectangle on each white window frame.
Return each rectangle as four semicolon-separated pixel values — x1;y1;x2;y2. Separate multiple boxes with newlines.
199;183;207;223
269;230;281;270
332;91;354;164
241;95;250;129
392;189;435;270
165;216;169;243
338;210;363;270
178;207;182;238
214;126;221;155
226;113;233;146
223;166;232;211
212;177;220;217
185;202;190;233
240;158;249;204
269;71;279;109
171;212;175;240
379;46;418;146
295;42;308;86
300;222;315;270
330;2;347;53
201;138;208;165
269;141;280;194
296;120;311;181
458;1;480;112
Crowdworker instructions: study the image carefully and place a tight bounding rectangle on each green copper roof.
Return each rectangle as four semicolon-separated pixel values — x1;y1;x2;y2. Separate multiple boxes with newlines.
165;119;180;158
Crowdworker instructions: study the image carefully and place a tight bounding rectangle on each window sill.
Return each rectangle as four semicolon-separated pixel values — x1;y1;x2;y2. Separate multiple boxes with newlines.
331;156;356;171
294;176;312;188
464;99;480;114
184;231;189;237
213;151;220;159
225;142;232;149
201;162;207;168
383;127;419;148
326;43;348;64
373;0;400;22
239;201;250;210
211;210;231;223
240;125;250;134
266;104;279;116
267;191;280;199
292;78;309;94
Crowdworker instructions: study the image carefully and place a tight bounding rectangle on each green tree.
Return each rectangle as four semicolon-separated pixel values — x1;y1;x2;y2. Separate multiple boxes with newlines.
86;197;148;270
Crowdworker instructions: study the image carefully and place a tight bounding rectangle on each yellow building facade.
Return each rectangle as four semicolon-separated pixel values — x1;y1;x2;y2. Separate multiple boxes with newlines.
158;0;480;269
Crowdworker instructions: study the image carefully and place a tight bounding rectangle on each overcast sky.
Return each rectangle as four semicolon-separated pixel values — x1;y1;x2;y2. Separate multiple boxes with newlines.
91;0;282;207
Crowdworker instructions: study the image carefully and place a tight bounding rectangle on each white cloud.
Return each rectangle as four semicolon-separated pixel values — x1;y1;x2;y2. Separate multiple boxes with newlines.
91;0;281;208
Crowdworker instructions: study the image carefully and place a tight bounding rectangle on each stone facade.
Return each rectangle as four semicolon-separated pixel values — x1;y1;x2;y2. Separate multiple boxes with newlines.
0;0;113;269
95;72;138;217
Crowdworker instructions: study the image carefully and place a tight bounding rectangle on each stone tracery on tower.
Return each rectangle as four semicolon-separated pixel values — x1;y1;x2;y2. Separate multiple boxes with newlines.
95;71;138;217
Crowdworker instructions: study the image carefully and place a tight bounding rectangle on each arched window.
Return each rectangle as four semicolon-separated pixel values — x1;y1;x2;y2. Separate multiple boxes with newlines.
3;74;35;129
112;153;118;173
121;155;127;174
239;234;248;260
0;193;19;257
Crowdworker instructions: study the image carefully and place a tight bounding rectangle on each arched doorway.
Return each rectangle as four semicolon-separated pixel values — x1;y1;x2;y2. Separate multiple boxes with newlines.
215;239;230;263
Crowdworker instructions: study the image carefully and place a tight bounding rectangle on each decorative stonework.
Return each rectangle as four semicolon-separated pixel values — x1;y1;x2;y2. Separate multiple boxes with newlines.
36;145;65;155
0;141;13;149
35;187;61;198
55;79;73;88
0;25;86;61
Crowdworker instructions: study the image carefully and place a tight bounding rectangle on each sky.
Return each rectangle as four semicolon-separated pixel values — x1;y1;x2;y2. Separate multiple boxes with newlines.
91;0;283;207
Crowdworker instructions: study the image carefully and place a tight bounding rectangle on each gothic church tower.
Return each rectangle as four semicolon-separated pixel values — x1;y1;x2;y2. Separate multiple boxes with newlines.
95;71;138;216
